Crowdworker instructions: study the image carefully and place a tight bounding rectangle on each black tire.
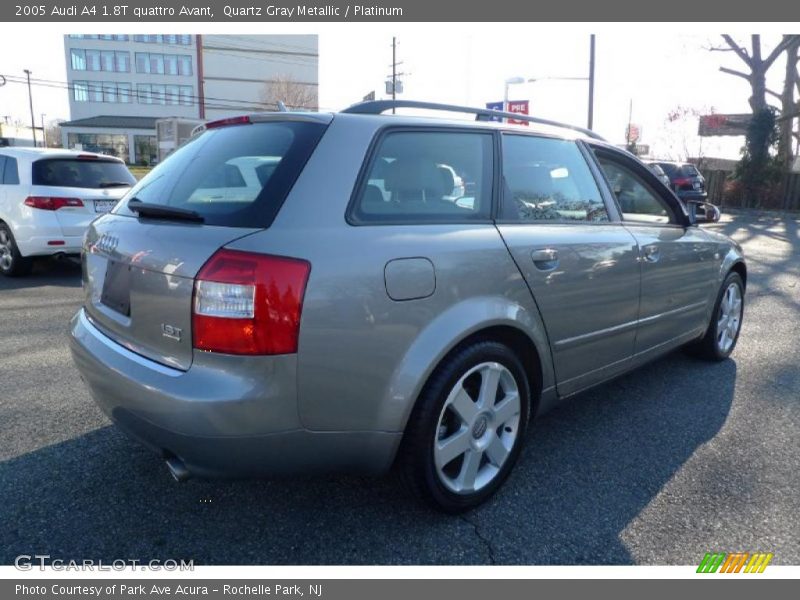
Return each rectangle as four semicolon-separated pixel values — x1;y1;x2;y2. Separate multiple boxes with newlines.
399;340;532;513
687;271;744;361
0;223;33;277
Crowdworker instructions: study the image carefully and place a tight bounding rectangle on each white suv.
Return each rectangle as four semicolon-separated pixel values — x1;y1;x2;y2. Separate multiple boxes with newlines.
0;148;135;276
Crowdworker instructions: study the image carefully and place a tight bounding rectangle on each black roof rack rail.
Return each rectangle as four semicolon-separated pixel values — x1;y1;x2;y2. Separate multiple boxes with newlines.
341;99;606;141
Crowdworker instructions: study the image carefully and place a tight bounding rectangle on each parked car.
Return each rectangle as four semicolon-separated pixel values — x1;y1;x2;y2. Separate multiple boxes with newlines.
0;148;135;276
69;101;745;512
645;161;671;188
651;160;707;201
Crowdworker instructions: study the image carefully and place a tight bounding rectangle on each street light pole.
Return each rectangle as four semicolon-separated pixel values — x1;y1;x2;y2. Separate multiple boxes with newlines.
504;76;525;112
588;34;596;130
23;69;37;146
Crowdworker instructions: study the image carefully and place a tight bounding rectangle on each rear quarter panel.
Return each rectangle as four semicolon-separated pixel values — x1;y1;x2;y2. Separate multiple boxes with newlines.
226;115;555;433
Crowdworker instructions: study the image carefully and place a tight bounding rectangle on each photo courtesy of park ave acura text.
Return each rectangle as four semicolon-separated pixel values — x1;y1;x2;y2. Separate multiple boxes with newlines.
0;0;798;583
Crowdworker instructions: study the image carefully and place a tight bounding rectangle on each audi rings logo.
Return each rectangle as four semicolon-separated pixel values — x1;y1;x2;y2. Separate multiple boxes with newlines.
92;234;119;256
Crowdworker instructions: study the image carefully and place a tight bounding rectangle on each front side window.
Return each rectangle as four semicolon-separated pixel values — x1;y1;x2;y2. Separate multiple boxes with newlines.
351;130;493;223
501;135;608;222
596;154;676;225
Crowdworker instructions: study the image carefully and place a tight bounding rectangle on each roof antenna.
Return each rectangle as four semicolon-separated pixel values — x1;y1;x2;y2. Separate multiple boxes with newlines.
277;101;289;112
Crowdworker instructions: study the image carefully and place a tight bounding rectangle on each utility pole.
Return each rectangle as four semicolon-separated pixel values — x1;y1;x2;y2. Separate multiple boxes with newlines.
588;34;595;130
41;113;47;148
391;37;397;113
23;69;37;146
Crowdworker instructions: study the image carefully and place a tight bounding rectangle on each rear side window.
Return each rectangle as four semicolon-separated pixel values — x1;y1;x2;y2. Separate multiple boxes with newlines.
0;156;20;185
351;130;493;223
500;135;608;222
32;158;134;189
114;121;326;228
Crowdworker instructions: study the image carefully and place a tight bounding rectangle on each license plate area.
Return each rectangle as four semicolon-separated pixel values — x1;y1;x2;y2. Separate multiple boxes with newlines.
100;260;132;316
94;200;116;213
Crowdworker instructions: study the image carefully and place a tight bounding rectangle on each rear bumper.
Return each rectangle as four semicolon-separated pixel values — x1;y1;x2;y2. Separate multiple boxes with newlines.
16;235;84;257
69;309;400;477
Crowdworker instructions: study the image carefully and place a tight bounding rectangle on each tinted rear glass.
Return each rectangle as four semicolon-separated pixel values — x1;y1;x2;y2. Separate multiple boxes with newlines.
113;121;326;228
32;158;135;188
656;163;678;176
681;164;700;176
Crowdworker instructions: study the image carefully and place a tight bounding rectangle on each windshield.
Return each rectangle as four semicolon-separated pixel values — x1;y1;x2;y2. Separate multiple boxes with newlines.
32;158;135;189
113;121;326;228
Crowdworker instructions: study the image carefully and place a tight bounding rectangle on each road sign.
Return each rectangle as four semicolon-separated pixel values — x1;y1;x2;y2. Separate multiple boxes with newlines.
626;123;641;144
507;100;530;126
698;113;751;136
485;101;504;122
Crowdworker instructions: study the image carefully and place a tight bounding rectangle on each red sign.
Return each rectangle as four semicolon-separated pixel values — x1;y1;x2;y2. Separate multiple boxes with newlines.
506;100;529;126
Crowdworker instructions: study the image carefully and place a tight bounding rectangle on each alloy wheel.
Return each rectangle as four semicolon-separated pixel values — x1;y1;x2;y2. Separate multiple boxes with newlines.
717;282;743;353
433;362;521;494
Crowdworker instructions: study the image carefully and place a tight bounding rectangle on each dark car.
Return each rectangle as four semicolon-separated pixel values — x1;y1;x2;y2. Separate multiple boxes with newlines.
652;161;707;201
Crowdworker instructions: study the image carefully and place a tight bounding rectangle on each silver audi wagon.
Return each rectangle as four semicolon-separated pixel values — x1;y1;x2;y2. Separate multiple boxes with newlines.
69;101;745;512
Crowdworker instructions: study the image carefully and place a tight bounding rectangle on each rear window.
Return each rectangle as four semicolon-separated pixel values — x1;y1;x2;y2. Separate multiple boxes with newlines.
656;163;678;176
680;164;700;177
32;158;135;188
113;121;326;228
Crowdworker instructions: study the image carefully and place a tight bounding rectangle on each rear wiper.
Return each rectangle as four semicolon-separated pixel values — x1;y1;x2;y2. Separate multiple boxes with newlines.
98;181;133;188
128;198;204;223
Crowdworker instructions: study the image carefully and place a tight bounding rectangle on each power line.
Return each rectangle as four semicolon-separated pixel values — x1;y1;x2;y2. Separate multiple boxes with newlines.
1;73;331;113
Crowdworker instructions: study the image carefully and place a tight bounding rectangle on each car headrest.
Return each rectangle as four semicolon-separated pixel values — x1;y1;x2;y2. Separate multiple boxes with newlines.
505;165;553;199
363;184;385;205
438;166;455;195
385;157;446;200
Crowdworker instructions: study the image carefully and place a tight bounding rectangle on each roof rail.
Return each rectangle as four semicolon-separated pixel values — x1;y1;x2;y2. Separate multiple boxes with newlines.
341;100;606;141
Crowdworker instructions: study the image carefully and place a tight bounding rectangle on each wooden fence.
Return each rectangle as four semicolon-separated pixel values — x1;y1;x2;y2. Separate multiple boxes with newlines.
703;169;800;210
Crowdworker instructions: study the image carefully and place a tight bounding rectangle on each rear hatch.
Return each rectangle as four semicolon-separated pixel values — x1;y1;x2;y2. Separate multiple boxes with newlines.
30;156;135;236
82;116;329;370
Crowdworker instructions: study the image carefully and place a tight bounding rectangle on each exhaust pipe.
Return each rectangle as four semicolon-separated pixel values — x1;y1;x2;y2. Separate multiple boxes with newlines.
165;456;191;482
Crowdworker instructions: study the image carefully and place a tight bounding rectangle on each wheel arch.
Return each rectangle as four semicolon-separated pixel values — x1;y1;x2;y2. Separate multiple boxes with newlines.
379;296;555;435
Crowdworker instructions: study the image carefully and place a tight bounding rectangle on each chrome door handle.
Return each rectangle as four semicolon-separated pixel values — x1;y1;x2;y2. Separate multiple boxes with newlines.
531;248;559;270
642;245;660;263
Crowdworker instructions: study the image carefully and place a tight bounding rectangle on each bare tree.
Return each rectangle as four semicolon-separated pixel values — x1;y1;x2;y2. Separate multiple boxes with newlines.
45;119;64;148
712;35;798;113
777;38;799;171
261;75;318;111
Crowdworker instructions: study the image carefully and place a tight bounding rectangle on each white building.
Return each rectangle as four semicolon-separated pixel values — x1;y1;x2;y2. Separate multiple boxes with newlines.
61;34;319;164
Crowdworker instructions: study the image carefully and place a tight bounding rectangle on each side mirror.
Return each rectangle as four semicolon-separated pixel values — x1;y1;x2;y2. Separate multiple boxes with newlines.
687;200;721;225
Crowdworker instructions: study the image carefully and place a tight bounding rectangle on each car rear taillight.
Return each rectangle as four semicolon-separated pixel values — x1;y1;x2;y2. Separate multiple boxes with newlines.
24;196;84;210
204;115;252;129
192;249;311;355
673;177;692;188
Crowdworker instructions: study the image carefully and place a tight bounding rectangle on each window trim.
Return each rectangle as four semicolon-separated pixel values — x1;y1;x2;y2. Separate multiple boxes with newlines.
346;125;498;227
492;132;621;226
587;143;691;228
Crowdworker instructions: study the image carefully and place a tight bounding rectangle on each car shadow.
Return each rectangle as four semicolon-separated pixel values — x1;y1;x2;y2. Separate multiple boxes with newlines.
0;352;735;565
0;258;82;291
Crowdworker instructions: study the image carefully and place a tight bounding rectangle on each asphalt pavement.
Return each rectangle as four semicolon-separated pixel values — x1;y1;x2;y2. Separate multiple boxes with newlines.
1;212;798;565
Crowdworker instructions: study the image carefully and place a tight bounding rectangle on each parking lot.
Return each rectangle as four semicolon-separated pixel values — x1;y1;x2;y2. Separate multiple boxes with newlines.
0;211;798;565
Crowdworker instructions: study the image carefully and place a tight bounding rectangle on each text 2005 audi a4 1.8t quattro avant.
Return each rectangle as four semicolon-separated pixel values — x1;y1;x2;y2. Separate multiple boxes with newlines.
70;101;745;512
